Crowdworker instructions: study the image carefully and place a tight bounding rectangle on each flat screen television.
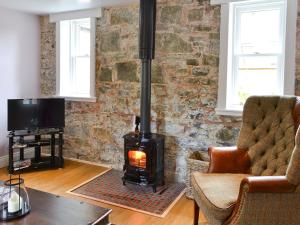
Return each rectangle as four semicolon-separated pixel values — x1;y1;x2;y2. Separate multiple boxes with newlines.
7;98;65;131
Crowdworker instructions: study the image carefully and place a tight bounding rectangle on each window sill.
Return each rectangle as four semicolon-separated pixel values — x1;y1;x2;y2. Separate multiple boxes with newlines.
215;108;243;117
56;96;97;103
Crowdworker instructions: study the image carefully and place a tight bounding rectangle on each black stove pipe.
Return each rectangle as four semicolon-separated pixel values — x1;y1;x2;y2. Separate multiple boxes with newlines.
139;0;156;136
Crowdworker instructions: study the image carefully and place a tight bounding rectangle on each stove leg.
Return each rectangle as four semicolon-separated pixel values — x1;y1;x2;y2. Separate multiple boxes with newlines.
153;185;156;193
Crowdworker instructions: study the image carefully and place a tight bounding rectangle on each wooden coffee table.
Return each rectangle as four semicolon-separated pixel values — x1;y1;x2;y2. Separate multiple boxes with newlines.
1;188;112;225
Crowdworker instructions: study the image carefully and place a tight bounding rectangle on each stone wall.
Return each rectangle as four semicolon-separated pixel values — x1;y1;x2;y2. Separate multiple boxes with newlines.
40;0;245;182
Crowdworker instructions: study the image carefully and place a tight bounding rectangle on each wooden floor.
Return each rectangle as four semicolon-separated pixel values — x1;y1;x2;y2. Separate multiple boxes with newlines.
0;160;207;225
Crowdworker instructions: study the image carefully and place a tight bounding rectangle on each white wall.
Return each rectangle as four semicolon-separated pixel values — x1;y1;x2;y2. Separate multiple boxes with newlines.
0;7;40;156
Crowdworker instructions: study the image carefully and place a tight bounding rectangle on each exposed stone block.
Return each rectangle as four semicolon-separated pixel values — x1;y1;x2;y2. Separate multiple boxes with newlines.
99;67;112;82
209;33;220;40
111;8;136;25
186;59;199;66
116;61;138;82
196;0;210;5
188;9;203;22
194;25;212;32
192;66;210;76
156;33;192;53
202;55;219;67
152;63;164;83
160;6;182;24
100;31;120;52
216;127;239;144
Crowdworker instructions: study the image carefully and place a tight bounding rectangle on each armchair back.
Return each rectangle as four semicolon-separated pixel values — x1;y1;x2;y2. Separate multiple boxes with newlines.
237;96;300;176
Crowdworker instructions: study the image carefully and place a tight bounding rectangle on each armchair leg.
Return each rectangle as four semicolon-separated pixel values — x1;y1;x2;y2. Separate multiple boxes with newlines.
194;200;199;225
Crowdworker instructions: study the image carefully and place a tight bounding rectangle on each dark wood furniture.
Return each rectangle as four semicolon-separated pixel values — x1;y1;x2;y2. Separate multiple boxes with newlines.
1;188;112;225
8;129;64;174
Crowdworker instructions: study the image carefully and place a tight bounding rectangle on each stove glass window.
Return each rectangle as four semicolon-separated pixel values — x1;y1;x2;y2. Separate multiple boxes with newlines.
128;150;146;169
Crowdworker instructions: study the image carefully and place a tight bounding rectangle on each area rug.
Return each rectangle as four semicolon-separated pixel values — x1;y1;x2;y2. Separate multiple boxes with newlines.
67;169;186;217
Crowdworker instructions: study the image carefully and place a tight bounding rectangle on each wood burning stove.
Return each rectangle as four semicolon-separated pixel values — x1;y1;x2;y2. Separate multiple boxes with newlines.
122;0;165;192
123;132;164;192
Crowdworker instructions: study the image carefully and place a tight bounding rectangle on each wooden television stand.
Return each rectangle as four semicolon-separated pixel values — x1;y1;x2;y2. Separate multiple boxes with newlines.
8;129;64;174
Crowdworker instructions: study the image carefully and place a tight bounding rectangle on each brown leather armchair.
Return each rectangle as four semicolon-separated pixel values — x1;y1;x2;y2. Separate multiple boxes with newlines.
192;96;300;225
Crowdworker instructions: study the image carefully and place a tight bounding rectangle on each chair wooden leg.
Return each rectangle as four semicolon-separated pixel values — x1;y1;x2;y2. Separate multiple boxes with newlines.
194;200;199;225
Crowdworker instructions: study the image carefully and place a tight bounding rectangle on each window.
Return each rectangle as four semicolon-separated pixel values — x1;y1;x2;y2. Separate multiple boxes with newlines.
230;1;285;107
59;18;93;98
213;0;297;116
50;9;100;102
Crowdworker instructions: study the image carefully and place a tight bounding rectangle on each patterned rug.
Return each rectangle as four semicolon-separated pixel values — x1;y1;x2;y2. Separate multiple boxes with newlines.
67;169;186;217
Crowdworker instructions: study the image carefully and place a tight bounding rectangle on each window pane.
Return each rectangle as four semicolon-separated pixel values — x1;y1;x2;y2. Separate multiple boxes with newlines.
232;56;281;106
71;18;91;97
59;20;71;96
73;57;90;96
237;6;282;54
74;19;90;57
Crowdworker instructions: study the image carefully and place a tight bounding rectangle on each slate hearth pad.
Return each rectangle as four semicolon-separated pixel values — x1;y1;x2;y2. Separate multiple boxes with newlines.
67;169;186;217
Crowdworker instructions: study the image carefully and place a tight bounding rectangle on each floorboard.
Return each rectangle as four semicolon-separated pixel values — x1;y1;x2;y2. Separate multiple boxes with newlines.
0;160;207;225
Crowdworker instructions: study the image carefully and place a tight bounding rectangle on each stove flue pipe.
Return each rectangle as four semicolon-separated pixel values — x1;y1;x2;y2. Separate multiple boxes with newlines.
139;0;156;136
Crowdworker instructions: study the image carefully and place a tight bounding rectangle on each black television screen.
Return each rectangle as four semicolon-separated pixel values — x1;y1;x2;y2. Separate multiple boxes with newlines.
7;98;65;131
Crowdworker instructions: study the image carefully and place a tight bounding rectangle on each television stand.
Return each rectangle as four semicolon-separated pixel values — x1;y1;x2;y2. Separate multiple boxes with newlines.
8;129;64;174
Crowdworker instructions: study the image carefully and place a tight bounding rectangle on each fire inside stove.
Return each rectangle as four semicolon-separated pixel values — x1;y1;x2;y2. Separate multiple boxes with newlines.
128;150;146;169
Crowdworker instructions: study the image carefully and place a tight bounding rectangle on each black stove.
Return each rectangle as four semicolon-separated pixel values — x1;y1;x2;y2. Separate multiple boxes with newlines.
122;132;164;192
122;0;165;192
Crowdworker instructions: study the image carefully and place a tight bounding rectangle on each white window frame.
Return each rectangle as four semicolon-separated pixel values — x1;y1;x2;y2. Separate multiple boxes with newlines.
212;0;297;116
50;9;102;102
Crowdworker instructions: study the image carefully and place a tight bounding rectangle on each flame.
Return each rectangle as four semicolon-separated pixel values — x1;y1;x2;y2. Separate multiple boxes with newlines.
128;150;146;169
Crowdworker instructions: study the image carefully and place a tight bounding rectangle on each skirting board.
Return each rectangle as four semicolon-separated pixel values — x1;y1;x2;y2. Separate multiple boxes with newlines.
0;151;113;170
42;153;113;169
0;148;35;169
65;157;113;169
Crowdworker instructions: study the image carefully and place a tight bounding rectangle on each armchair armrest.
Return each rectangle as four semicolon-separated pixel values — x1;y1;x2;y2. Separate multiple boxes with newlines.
241;176;296;193
224;176;298;225
208;146;250;174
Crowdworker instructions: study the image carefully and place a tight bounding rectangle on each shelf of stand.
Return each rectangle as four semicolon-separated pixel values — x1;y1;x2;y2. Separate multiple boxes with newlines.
15;156;64;172
8;129;64;174
12;138;63;149
13;159;31;171
10;129;61;137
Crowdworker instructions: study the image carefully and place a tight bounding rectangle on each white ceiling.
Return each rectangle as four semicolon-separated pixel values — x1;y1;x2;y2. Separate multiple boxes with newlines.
0;0;138;15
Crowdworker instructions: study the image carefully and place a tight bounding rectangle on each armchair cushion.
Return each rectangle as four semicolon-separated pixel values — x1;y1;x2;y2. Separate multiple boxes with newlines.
208;147;250;174
192;172;249;223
